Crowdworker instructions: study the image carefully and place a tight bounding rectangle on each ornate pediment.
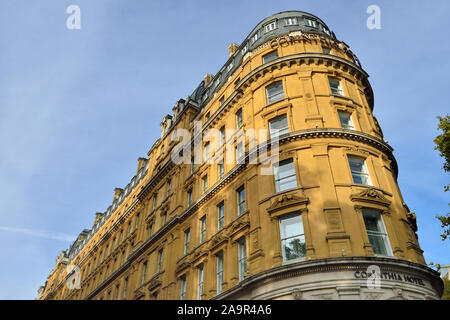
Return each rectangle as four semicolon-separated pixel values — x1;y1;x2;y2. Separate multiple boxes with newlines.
175;260;190;274
147;275;162;291
228;214;250;238
266;193;309;215
350;188;390;207
208;233;228;251
134;288;146;300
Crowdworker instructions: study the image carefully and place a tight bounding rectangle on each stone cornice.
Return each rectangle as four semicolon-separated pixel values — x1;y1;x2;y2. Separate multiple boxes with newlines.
212;256;444;300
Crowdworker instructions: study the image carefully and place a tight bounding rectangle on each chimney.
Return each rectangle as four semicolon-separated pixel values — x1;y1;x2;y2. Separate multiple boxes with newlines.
113;188;123;202
228;43;239;57
94;212;103;225
136;157;148;174
204;74;214;87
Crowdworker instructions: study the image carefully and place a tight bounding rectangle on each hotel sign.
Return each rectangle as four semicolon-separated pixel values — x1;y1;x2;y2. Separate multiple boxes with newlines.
354;270;426;286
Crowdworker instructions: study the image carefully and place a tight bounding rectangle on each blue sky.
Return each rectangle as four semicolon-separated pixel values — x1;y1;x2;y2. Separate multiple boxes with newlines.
0;0;449;299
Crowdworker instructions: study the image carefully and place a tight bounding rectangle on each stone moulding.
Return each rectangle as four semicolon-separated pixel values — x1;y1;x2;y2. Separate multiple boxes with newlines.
350;187;391;207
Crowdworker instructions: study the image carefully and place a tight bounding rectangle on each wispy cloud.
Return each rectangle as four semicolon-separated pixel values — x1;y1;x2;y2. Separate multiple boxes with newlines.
0;226;74;242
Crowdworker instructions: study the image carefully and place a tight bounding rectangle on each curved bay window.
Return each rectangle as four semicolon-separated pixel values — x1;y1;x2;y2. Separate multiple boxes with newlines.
279;213;306;261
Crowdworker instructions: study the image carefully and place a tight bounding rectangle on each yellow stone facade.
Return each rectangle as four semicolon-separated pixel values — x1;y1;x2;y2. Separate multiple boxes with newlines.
38;11;443;300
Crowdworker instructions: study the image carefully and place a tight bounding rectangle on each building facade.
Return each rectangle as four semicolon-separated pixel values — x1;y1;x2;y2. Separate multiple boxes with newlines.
38;11;443;300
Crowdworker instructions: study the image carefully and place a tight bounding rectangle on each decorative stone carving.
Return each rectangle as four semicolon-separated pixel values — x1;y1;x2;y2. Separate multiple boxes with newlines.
267;193;309;215
292;289;302;300
350;187;391;206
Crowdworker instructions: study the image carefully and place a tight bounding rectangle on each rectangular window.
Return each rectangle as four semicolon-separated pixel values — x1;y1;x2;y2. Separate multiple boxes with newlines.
217;251;224;294
135;213;140;230
274;159;297;192
251;33;258;44
338;111;355;130
219;96;225;106
162;212;167;225
236;108;243;129
269;114;289;138
187;189;193;207
148;224;153;240
265;21;277;32
141;262;147;285
237;186;246;216
166;179;171;197
227;62;233;72
329;77;344;96
305;18;316;27
217;202;225;230
322;47;331;55
115;284;119;300
152;193;157;210
220;126;226;146
191;157;195;174
184;228;190;255
238;238;247;282
280;214;306;261
204;142;210;161
362;209;392;256
197;264;204;300
322;25;331;35
180;275;187;300
200;216;206;243
157;249;163;273
236;142;244;163
241;44;248;55
262;50;278;64
218;161;224;179
205;112;210;121
122;277;128;300
285;17;298;25
348;156;372;186
202;175;208;194
266;81;284;104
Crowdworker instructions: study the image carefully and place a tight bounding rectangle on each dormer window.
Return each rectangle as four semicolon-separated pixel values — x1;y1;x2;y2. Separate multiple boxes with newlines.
265;21;277;32
285;17;298;26
227;62;233;72
241;44;248;55
305;18;316;28
251;33;259;44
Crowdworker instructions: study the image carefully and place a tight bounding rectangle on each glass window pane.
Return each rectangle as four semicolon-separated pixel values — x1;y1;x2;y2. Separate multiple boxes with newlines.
282;235;306;260
280;214;303;239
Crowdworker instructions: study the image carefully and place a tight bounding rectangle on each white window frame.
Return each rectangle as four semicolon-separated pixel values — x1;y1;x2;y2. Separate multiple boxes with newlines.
274;159;298;192
266;81;285;104
305;18;316;27
238;238;247;282
217;202;225;230
184;228;190;255
265;21;277;32
269;114;289;138
362;209;393;256
338;111;355;130
216;252;224;294
237;186;245;216
329;77;345;96
200;216;206;243
180;275;187;300
348;155;372;186
279;214;306;262
285;17;298;26
197;264;204;300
